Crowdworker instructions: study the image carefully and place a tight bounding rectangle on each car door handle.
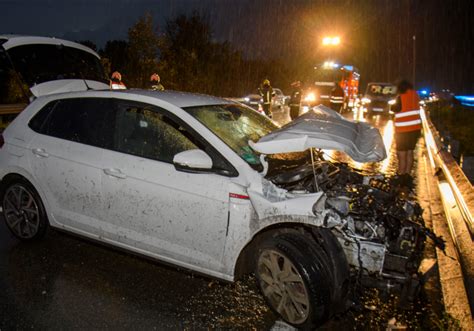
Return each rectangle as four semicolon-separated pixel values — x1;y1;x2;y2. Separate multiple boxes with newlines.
32;148;49;158
103;168;127;179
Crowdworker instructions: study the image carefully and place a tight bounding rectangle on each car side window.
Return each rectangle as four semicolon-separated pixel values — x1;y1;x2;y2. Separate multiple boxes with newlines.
112;100;238;176
114;101;198;163
29;97;115;149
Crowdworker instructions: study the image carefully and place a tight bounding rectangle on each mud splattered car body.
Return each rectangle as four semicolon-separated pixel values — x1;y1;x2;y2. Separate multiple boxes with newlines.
0;83;439;329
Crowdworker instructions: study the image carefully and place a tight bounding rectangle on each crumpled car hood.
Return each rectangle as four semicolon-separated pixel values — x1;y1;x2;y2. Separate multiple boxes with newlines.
30;79;109;98
249;105;387;162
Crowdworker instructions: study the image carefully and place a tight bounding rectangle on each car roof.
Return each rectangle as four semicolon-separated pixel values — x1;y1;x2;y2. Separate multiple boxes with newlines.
0;35;100;58
44;89;233;109
121;90;232;108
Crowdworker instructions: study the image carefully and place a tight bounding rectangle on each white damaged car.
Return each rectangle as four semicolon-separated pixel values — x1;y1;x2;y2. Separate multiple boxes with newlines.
0;38;442;329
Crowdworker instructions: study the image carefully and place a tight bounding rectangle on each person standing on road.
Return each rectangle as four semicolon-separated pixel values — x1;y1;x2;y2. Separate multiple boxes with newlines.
330;81;344;112
150;73;165;91
110;71;126;90
392;79;421;178
289;81;302;120
258;79;273;118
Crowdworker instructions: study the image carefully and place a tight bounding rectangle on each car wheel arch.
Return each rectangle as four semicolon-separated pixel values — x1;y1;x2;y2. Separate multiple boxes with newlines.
1;171;52;217
233;222;346;280
0;172;51;240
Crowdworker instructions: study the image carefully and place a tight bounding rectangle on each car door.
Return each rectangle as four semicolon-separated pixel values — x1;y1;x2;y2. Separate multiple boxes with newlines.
28;97;115;233
100;100;234;273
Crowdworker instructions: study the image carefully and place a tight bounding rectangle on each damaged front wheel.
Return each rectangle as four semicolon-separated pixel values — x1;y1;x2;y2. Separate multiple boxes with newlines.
255;233;333;329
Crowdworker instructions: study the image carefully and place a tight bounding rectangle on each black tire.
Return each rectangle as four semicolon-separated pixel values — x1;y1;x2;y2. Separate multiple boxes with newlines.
0;177;49;241
255;233;334;329
310;228;350;314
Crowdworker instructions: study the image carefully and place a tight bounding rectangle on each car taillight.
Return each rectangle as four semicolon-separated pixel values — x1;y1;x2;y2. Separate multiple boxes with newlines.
0;133;4;148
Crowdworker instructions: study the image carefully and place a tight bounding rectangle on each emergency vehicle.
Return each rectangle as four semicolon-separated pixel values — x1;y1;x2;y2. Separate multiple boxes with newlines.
301;62;360;113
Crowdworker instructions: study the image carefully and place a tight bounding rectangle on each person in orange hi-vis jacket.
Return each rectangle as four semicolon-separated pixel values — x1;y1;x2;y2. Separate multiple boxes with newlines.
392;80;421;178
109;71;126;90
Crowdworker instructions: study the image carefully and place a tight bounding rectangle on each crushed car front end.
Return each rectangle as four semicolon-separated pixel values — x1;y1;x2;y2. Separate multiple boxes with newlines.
249;105;444;291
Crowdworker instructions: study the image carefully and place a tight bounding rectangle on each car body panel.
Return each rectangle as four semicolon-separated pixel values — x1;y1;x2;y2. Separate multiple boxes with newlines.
29;79;109;97
100;147;231;272
250;105;387;162
1;35;100;57
28;135;105;232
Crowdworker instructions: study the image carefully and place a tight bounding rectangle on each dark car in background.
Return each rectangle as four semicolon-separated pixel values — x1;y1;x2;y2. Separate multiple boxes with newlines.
362;82;397;117
241;93;263;112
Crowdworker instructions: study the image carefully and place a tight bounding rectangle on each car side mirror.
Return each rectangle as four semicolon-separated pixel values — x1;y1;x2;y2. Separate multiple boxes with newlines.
173;149;213;172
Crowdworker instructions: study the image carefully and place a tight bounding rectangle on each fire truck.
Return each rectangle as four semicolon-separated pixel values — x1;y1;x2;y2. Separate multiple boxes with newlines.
301;62;360;113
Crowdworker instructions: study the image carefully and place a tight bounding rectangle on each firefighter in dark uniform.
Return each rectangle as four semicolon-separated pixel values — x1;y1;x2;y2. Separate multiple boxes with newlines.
150;73;164;91
258;79;273;118
289;81;302;120
330;81;344;112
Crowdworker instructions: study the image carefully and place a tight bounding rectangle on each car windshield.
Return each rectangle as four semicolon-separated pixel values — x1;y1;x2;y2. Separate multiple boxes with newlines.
6;44;108;86
184;104;278;171
367;84;397;97
312;85;334;94
313;67;343;84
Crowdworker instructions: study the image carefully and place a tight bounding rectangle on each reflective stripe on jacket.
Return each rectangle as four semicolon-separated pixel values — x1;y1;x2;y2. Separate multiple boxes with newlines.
111;82;127;90
330;96;344;104
394;89;421;133
259;86;273;104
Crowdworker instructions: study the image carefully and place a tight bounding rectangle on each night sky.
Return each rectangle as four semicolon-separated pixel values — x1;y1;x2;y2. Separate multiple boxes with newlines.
1;0;473;93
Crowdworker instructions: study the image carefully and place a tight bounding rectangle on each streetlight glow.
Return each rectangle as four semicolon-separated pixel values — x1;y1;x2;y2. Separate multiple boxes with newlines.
322;37;332;45
322;36;341;46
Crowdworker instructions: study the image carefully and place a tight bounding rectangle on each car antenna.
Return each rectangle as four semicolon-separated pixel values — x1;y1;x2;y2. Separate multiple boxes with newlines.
83;79;93;91
310;148;320;192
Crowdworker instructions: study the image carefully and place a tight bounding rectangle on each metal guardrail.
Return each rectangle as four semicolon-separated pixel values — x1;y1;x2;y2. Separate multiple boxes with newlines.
0;104;26;132
422;108;474;328
421;108;474;235
0;104;26;115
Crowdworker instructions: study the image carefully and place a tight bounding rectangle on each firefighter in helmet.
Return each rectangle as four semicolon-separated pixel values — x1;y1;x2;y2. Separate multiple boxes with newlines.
150;73;164;91
289;80;302;120
110;71;126;90
258;79;273;118
330;80;344;112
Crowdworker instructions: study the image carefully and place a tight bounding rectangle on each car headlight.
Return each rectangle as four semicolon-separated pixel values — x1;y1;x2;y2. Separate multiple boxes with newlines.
388;99;396;105
244;97;250;102
362;97;371;104
304;92;316;102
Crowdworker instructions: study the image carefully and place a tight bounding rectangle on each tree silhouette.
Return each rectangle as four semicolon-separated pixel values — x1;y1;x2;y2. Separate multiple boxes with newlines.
100;12;291;96
126;13;160;88
100;40;130;78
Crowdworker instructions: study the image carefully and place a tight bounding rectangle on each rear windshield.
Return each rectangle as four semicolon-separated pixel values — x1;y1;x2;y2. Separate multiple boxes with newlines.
366;84;397;97
6;44;107;86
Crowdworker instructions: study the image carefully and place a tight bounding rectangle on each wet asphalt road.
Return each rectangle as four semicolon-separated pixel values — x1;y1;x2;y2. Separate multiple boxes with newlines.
0;106;439;330
0;219;275;329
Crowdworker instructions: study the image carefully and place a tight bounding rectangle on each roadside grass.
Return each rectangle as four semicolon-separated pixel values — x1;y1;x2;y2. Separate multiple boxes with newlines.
427;100;474;155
